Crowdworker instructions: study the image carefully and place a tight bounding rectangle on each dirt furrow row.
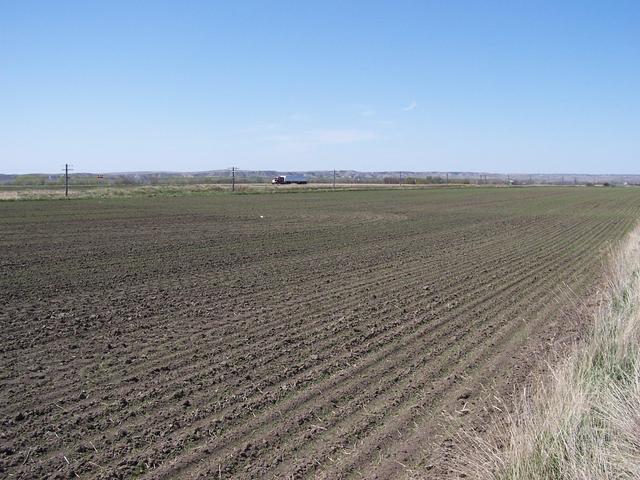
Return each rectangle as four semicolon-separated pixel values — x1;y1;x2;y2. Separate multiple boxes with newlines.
142;213;619;479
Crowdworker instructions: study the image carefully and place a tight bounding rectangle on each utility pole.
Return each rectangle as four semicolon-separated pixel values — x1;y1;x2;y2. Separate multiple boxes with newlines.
63;163;73;197
561;175;564;186
446;172;449;185
399;171;402;186
231;166;235;192
333;169;336;189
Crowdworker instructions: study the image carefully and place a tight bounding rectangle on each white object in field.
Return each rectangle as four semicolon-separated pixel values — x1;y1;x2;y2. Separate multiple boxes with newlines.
260;215;264;218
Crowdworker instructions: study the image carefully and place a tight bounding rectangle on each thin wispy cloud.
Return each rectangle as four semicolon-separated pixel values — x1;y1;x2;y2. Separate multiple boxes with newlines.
402;101;417;111
272;129;376;144
289;113;312;122
239;123;280;133
268;129;376;151
360;109;376;117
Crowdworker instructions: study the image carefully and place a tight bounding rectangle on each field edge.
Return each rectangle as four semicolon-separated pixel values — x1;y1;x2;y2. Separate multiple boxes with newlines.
459;223;640;479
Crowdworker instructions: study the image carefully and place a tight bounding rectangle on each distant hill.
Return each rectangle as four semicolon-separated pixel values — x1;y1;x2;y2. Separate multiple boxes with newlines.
1;170;639;185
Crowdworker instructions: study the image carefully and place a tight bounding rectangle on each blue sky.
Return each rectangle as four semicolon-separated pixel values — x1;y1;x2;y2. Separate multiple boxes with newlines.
1;1;638;174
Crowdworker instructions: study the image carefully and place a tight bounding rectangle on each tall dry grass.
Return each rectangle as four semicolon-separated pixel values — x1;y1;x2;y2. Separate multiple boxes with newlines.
462;226;640;479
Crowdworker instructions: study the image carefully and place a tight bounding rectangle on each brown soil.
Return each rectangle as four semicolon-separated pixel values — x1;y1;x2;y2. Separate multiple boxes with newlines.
1;187;639;479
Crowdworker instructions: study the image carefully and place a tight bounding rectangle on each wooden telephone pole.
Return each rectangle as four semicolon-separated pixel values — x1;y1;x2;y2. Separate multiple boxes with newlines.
231;166;235;192
63;164;73;197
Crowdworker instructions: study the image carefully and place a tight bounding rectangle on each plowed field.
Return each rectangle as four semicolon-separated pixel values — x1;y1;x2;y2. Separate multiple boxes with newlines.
2;187;640;479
